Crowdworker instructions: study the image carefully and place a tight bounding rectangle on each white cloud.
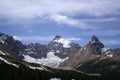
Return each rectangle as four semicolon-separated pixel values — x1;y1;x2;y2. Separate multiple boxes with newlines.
0;0;120;19
103;30;120;36
50;14;86;29
103;40;120;45
13;35;82;43
79;17;119;23
75;30;120;36
66;37;82;41
0;0;120;29
50;14;118;29
13;36;54;41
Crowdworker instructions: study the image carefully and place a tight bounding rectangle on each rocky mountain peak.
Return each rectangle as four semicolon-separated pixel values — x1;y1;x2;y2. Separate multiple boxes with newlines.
91;35;99;42
89;35;104;50
0;32;25;59
59;36;106;68
53;35;62;40
90;35;100;44
87;35;105;55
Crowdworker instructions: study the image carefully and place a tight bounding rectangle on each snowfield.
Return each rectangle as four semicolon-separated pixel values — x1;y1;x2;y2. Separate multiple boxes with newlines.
23;51;68;67
54;38;71;48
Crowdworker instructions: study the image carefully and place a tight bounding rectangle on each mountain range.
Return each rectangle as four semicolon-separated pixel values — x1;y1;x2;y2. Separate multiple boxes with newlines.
0;32;120;80
0;32;80;67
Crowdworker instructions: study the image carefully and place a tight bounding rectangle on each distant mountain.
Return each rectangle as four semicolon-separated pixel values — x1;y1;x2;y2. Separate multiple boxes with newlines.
48;35;80;59
0;32;25;59
0;32;80;67
59;35;120;69
23;43;48;59
103;48;120;58
1;32;120;80
0;46;120;80
22;35;80;67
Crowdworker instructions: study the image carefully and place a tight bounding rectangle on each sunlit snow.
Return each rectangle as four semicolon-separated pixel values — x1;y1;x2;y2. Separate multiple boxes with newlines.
107;54;113;57
0;35;6;44
101;47;109;53
0;56;19;68
28;65;43;70
54;38;71;48
0;50;6;55
23;52;68;67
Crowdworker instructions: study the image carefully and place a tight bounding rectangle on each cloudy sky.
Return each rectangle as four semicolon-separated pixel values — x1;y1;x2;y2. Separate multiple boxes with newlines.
0;0;120;48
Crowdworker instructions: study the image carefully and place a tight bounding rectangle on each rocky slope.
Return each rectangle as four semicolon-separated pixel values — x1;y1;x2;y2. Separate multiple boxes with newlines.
59;35;107;68
0;32;80;67
103;48;120;58
75;55;120;80
0;32;25;59
1;32;120;80
48;35;80;59
0;53;101;80
59;35;120;68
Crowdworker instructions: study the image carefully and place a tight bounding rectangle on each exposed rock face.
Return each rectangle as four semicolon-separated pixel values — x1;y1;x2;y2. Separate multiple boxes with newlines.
59;35;105;69
0;32;25;58
103;48;120;58
1;32;120;80
48;35;81;59
23;35;80;59
0;32;81;67
23;43;49;59
1;32;120;69
89;35;105;55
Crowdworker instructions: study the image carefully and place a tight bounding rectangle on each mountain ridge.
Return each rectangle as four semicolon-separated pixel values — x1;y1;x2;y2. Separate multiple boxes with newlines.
1;32;120;80
59;35;120;69
0;32;81;67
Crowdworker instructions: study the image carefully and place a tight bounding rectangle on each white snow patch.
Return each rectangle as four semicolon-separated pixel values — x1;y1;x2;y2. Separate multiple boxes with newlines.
50;78;61;80
107;54;113;57
51;50;54;52
23;55;37;63
25;48;31;51
0;51;6;55
0;40;4;44
56;50;60;53
27;51;35;54
105;51;112;55
54;38;71;48
101;47;109;54
28;65;43;70
84;47;86;50
47;52;60;60
23;52;68;67
0;57;19;68
0;35;6;44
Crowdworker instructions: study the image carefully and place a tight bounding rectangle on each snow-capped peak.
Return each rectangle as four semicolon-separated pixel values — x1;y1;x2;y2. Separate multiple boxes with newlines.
91;35;99;44
54;35;62;40
53;37;71;48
